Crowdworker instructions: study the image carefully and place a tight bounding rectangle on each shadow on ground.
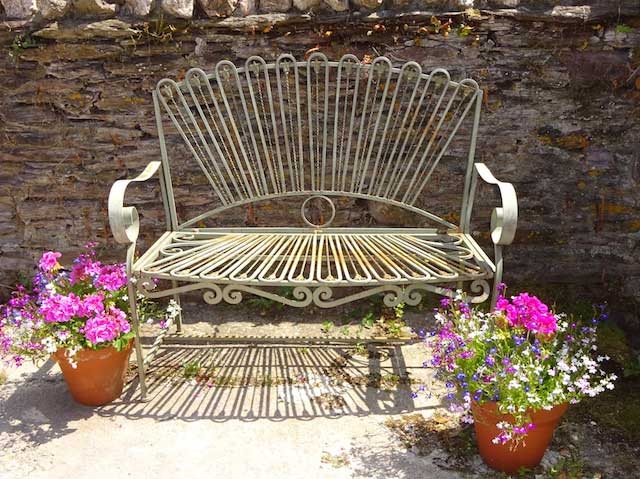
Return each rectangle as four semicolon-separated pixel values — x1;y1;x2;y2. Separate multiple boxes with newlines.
0;359;93;449
101;341;441;421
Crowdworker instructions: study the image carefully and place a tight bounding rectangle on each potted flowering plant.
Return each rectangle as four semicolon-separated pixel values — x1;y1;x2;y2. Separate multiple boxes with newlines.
0;243;180;406
426;288;617;473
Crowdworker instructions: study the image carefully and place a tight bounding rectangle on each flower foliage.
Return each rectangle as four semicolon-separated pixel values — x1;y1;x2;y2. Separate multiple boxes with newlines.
426;288;617;446
0;244;180;368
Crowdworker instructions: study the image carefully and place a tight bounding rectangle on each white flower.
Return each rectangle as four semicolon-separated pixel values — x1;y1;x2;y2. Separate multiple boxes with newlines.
41;337;57;354
66;345;82;369
166;299;182;319
56;330;70;341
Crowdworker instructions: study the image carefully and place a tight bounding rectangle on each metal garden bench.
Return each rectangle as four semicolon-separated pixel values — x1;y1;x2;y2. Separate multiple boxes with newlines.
108;53;518;398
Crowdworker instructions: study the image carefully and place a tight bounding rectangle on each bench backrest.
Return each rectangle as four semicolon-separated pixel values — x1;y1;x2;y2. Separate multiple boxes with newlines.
154;53;482;231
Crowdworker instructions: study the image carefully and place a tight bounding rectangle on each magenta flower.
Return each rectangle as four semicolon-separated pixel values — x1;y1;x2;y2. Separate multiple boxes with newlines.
95;264;127;291
38;252;61;273
40;293;82;323
81;307;129;344
495;293;557;335
78;293;105;317
82;315;118;344
70;258;102;284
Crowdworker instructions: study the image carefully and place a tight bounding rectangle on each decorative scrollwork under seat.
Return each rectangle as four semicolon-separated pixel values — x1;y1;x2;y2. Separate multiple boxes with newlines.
108;53;518;400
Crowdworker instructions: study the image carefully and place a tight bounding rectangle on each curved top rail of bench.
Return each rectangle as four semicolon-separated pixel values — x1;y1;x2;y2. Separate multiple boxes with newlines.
153;53;483;230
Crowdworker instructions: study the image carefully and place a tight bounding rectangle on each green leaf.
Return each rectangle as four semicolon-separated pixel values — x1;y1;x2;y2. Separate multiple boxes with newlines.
616;24;634;34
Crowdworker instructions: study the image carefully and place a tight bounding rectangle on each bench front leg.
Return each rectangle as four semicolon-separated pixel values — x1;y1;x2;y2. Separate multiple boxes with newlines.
108;161;162;401
467;163;518;309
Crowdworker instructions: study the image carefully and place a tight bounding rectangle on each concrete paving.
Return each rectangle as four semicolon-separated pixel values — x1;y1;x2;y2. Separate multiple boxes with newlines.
1;315;482;479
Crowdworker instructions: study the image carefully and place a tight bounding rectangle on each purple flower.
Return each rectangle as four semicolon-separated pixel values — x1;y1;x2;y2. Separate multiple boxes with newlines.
70;258;102;284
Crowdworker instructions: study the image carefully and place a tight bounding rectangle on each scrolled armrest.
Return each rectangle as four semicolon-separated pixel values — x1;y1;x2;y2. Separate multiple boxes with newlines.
108;161;162;244
473;163;518;246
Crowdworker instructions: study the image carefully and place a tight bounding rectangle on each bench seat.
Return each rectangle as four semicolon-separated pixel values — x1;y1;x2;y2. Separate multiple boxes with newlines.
136;228;493;287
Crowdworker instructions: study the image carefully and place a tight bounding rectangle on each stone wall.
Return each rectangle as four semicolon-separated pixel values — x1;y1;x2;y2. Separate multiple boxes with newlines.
0;1;639;327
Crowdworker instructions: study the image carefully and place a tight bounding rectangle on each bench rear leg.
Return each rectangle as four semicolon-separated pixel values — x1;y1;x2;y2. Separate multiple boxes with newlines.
171;280;183;334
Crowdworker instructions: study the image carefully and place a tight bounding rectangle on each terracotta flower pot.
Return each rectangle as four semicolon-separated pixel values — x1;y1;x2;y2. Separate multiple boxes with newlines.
53;340;133;406
471;401;568;473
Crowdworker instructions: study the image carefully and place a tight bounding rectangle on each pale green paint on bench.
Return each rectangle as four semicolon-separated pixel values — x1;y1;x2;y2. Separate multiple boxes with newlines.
108;53;518;398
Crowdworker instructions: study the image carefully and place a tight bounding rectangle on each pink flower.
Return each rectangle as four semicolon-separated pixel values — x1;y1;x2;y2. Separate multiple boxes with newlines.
40;293;82;323
95;264;127;291
78;293;105;317
38;252;61;273
81;307;129;344
495;293;557;336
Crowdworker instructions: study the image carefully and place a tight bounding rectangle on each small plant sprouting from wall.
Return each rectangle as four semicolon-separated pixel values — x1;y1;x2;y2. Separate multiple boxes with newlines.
8;33;38;62
130;15;190;47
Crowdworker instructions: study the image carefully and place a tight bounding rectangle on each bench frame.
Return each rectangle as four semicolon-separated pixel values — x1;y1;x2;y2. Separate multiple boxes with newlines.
108;54;518;399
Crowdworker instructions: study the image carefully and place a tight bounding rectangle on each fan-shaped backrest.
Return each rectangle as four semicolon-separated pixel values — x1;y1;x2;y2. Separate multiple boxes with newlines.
154;53;482;230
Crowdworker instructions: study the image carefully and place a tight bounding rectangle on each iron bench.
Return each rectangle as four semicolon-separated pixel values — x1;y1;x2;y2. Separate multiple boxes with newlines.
108;53;518;399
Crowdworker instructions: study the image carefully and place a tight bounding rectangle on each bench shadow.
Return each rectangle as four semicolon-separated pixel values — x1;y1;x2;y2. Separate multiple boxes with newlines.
98;341;441;422
1;340;442;460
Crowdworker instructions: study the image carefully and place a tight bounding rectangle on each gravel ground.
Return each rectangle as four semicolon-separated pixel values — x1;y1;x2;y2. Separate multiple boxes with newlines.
1;302;638;478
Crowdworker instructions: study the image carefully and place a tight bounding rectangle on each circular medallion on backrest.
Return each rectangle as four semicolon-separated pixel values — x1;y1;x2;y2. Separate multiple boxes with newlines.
301;195;336;228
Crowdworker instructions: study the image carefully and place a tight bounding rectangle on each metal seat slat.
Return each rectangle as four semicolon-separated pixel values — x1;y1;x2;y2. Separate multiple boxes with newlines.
136;230;491;286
